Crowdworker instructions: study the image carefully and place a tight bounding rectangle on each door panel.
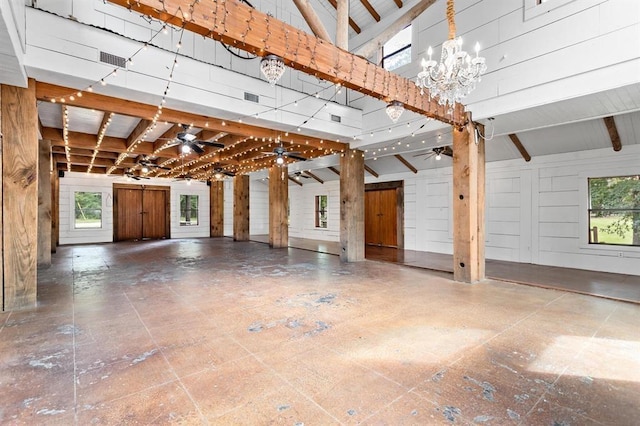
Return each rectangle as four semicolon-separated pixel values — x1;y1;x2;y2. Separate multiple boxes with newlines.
365;188;398;247
142;190;167;239
115;188;143;241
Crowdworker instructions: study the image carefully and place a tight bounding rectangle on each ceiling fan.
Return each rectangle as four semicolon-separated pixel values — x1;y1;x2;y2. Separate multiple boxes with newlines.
211;166;236;180
262;145;307;165
137;157;171;173
125;169;150;181
413;146;453;161
159;124;225;154
291;171;311;180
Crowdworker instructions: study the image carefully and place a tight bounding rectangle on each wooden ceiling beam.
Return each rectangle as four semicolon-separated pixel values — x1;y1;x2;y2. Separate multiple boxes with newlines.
52;146;119;159
54;154;137;169
303;170;324;183
394;154;417;173
360;0;381;22
327;0;361;33
126;119;154;151
288;176;304;186
603;116;622;151
508;133;531;162
102;0;464;126
364;164;379;177
393;0;403;8
328;166;340;175
355;0;436;59
37;82;348;152
292;0;333;42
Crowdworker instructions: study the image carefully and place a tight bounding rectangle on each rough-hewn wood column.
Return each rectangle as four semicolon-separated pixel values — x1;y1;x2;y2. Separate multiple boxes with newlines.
210;180;224;237
269;165;289;248
37;139;52;267
336;0;349;50
340;149;365;262
452;113;485;283
51;170;59;251
233;174;250;241
2;80;39;310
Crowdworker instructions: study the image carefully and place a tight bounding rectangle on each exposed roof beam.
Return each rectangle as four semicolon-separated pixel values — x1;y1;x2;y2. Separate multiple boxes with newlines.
327;0;361;33
153;124;182;153
364;164;379;177
354;0;437;59
36;83;349;153
394;154;417;173
52;146;119;159
126;119;154;151
328;166;340;176
289;176;304;186
603;116;622;151
303;171;324;183
508;134;531;162
360;0;381;22
336;0;349;49
103;0;464;126
292;0;333;42
393;0;403;8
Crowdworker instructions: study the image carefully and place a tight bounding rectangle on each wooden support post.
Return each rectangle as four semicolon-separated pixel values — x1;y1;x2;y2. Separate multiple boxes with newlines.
340;149;365;262
269;166;289;248
52;169;60;250
292;0;333;42
233;174;250;241
452;113;485;283
336;0;349;50
37;139;52;267
210;180;224;237
2;80;39;310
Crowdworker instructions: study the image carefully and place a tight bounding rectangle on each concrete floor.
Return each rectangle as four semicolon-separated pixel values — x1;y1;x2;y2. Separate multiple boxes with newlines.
1;238;639;424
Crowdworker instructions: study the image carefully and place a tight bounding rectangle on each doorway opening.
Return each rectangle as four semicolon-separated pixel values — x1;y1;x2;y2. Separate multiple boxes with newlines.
365;181;404;248
113;184;171;241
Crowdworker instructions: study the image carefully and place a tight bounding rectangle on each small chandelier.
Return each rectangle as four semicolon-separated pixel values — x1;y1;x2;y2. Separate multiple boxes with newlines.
416;0;486;109
386;101;405;123
260;55;286;86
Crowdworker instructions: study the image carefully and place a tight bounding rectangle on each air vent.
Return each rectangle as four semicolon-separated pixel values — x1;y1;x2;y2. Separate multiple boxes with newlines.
244;92;259;103
100;51;127;68
331;114;341;123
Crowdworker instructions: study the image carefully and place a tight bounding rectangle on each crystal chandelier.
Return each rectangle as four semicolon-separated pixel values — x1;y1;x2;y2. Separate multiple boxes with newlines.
386;101;405;123
260;55;286;86
416;0;486;109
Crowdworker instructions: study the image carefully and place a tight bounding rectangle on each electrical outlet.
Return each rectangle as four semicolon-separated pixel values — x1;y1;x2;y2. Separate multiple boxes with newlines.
618;252;624;258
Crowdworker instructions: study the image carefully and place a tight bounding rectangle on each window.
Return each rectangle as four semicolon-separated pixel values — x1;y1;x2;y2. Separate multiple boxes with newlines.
315;195;328;228
382;25;411;71
588;175;640;246
74;192;102;229
180;195;199;226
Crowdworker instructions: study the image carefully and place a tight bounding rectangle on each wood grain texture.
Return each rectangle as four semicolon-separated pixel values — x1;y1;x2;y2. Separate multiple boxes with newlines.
104;0;465;126
37;139;52;267
476;122;486;280
233;175;250;241
603;116;622;151
269;166;289;248
340;149;365;262
452;114;484;283
210;181;224;237
51;169;59;251
2;80;38;310
0;85;3;310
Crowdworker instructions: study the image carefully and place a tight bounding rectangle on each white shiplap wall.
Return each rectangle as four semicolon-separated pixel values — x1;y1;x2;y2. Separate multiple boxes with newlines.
289;180;340;241
288;146;640;276
59;172;210;244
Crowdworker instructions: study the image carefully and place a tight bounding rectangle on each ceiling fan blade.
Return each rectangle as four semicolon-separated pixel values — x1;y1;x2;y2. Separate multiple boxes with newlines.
223;171;236;177
196;140;225;149
187;142;205;154
261;152;276;156
286;153;307;161
443;146;454;157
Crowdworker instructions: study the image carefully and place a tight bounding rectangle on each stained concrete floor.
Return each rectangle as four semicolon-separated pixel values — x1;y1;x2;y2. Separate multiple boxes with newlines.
1;238;639;424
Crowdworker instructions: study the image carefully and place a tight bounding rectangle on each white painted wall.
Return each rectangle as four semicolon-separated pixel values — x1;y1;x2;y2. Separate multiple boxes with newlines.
59;172;210;245
287;145;640;276
221;178;270;237
289;180;340;241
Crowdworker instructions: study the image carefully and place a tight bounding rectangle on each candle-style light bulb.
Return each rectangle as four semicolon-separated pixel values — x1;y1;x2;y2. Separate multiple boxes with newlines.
475;42;480;57
427;46;433;60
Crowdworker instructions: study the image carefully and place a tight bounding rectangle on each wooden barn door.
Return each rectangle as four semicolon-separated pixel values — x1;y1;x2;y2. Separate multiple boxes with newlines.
365;181;404;248
142;189;167;239
114;184;170;241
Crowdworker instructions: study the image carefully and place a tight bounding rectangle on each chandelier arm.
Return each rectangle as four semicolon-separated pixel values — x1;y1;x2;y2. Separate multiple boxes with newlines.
447;0;456;40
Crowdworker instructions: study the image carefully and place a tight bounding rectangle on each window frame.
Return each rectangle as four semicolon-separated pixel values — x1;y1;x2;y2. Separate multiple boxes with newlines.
382;25;412;71
73;191;103;229
315;195;328;229
587;175;640;247
180;194;199;226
